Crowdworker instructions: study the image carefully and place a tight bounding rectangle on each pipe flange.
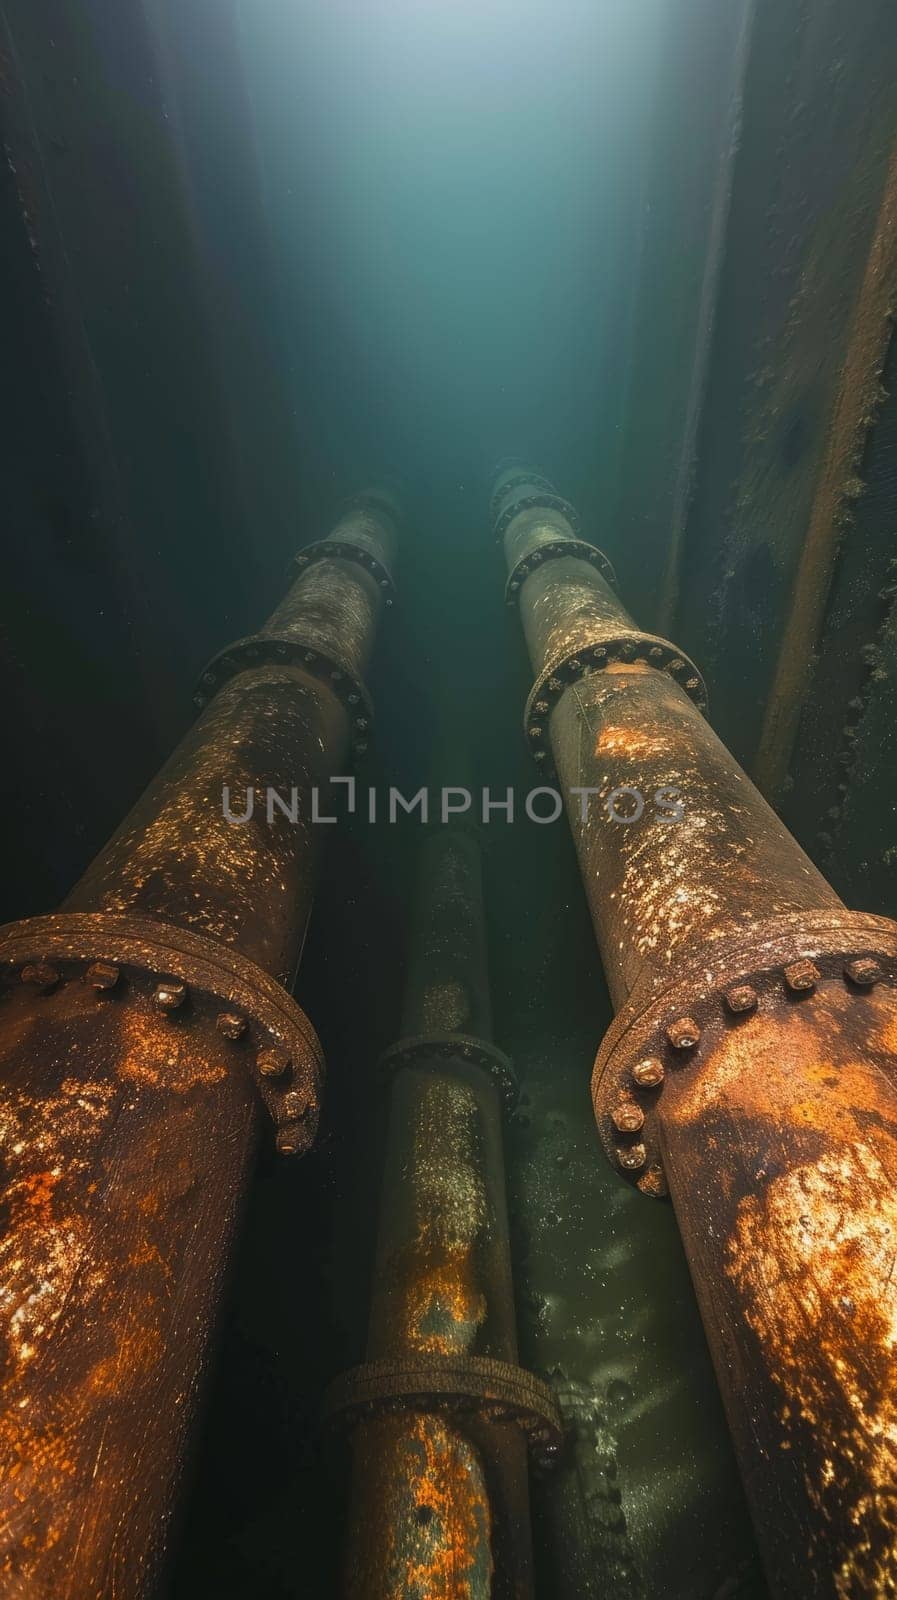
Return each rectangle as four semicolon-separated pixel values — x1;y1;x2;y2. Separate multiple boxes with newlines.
321;1354;564;1469
0;911;326;1156
290;539;396;608
524;633;707;767
490;471;556;523
193;634;375;760
378;1032;518;1111
494;493;582;544
591;909;897;1197
505;538;617;606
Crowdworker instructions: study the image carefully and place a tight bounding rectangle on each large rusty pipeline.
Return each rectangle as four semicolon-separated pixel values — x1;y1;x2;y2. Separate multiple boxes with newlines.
326;824;562;1599
0;490;398;1597
494;464;897;1598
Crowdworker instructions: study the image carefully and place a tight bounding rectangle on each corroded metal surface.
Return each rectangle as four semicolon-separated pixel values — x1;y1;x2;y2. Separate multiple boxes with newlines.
337;828;538;1597
378;1036;518;1113
661;978;897;1596
0;912;325;1154
0;493;397;1596
400;829;495;1041
0;951;260;1596
499;468;897;1595
592;908;897;1196
193;495;396;756
666;0;897;779
324;1353;561;1464
491;467;581;547
550;667;838;1006
68;667;348;984
755;137;897;801
366;1065;519;1365
504;536;616;608
291;539;396;607
345;1412;494;1600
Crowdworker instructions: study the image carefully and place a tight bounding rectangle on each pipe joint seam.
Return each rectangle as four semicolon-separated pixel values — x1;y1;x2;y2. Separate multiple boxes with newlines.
290;538;397;607
321;1353;564;1469
193;632;374;758
494;490;582;544
505;537;617;605
0;910;325;1156
378;1032;519;1112
524;633;708;767
591;908;897;1196
489;470;557;523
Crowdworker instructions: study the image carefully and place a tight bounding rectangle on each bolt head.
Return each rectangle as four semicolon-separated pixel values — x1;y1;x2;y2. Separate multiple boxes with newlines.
632;1057;664;1087
216;1011;247;1040
154;980;187;1012
783;960;819;993
258;1045;290;1078
85;961;120;991
618;1142;647;1172
21;962;60;992
666;1016;701;1050
611;1101;645;1134
724;984;758;1014
845;957;882;987
282;1089;310;1119
636;1164;667;1198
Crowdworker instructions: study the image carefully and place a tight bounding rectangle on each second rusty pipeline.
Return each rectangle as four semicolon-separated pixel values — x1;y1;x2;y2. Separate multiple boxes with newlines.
0;489;398;1598
325;822;562;1599
494;463;897;1599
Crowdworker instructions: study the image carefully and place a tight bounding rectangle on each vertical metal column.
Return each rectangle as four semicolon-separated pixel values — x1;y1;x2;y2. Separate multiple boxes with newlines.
326;824;562;1599
0;489;398;1597
495;464;897;1598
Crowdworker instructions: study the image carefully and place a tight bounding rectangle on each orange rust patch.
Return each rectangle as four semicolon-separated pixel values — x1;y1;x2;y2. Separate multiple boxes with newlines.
391;1079;489;1355
666;984;897;1593
17;1172;60;1226
347;1413;492;1599
594;725;675;760
116;1005;228;1092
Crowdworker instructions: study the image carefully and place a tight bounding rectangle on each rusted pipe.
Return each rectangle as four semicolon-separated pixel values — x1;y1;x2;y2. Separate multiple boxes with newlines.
0;490;398;1598
326;825;561;1599
496;465;897;1597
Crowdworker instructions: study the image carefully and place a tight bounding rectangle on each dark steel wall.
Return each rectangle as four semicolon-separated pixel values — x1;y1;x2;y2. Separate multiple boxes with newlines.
612;0;897;919
0;0;299;921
